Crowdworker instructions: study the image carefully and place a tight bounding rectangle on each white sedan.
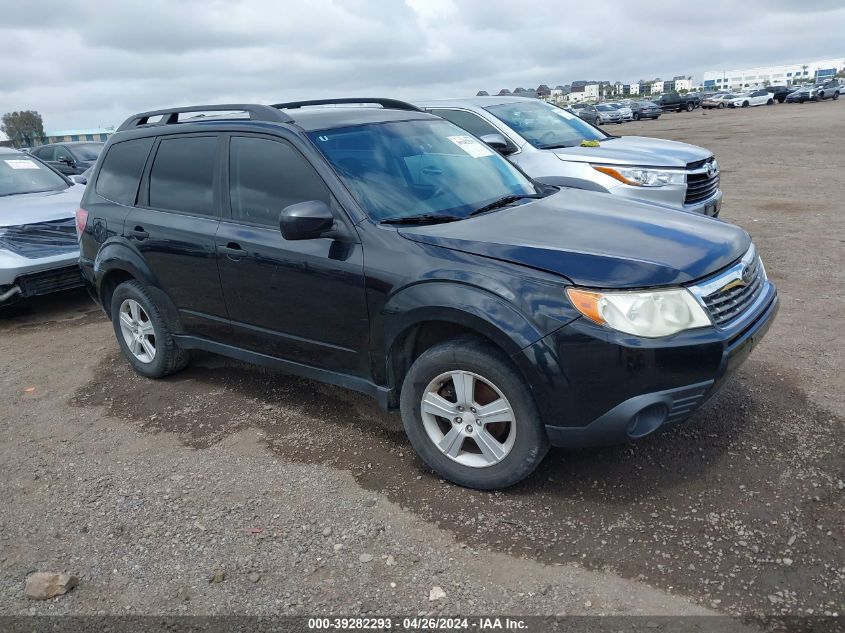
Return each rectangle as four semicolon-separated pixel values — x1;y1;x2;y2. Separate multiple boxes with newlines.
730;89;775;108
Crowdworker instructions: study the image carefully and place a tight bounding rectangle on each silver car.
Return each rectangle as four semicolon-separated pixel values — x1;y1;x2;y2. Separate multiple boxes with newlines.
606;102;633;122
417;97;723;216
595;103;623;124
0;147;84;304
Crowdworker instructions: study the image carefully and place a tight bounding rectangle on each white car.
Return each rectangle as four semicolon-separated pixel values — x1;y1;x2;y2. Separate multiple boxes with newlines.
730;89;774;108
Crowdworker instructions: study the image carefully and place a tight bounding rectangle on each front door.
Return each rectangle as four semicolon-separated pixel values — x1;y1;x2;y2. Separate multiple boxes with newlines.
215;134;368;375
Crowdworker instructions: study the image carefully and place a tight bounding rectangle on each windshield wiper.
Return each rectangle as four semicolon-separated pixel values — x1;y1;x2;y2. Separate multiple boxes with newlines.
380;213;464;225
537;142;577;149
469;194;544;217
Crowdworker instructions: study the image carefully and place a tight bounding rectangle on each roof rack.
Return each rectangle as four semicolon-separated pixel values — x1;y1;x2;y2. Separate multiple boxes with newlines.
271;98;423;112
117;104;294;132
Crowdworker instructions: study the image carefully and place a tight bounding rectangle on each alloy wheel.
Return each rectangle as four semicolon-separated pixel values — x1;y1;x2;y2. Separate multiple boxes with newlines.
420;370;516;468
118;299;156;363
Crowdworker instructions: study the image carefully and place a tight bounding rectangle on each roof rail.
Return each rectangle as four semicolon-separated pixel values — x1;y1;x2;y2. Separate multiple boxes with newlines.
117;104;294;132
271;98;423;112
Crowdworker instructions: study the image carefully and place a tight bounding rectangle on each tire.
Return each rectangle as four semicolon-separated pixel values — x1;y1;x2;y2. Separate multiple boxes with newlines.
685;102;694;112
742;101;749;108
718;102;725;109
633;112;640;120
399;336;549;489
767;99;774;105
834;92;840;101
110;280;190;378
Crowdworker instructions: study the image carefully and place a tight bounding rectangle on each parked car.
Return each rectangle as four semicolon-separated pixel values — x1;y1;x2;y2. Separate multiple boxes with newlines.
418;97;723;216
730;90;774;108
814;80;841;100
78;99;776;489
765;85;791;103
702;93;735;109
652;92;700;112
0;147;84;305
566;103;599;125
595;104;623;124
786;81;841;103
628;100;662;120
29;141;104;175
605;102;633;122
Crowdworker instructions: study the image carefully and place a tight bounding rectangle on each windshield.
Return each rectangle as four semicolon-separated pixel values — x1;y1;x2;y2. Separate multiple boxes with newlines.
596;105;614;111
308;119;540;222
0;153;68;197
484;101;605;148
71;143;104;161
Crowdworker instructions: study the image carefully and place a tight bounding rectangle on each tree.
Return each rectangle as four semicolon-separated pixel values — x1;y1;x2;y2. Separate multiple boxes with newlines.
1;110;45;148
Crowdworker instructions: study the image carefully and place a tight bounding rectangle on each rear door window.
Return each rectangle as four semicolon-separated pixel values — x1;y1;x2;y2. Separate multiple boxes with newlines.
95;137;154;206
149;136;217;216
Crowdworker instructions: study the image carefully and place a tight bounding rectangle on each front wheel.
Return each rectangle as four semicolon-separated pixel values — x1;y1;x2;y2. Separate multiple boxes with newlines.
633;112;640;120
742;101;749;108
834;92;840;101
685;102;694;112
718;102;725;109
400;337;549;489
767;99;774;105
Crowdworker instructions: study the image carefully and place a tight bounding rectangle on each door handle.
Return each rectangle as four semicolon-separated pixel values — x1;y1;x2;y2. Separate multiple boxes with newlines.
218;242;246;259
129;226;149;240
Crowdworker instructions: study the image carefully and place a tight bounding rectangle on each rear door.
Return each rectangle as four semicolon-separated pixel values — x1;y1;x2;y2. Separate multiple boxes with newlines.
215;133;368;375
125;133;230;340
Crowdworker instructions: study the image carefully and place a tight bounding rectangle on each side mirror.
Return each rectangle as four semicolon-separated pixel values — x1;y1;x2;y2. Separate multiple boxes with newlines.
60;156;75;166
69;174;87;185
279;200;335;240
479;133;516;155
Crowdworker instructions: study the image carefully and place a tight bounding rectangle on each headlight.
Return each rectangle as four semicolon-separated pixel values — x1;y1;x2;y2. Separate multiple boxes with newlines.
566;287;712;337
591;164;686;187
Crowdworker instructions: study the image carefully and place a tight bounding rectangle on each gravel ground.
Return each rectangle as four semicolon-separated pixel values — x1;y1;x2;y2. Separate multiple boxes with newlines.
0;100;842;625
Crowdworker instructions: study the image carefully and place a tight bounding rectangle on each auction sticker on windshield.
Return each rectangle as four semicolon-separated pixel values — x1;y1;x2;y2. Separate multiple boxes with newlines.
4;159;41;170
447;135;494;158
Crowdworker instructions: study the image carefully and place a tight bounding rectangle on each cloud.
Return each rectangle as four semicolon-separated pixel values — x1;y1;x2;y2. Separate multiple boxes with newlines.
0;0;843;129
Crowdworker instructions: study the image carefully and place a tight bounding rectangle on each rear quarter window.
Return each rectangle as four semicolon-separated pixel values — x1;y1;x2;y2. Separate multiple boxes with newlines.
95;137;154;206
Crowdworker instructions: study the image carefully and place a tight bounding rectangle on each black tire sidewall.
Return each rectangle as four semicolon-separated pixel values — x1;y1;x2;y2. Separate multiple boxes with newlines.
110;281;176;378
399;338;549;489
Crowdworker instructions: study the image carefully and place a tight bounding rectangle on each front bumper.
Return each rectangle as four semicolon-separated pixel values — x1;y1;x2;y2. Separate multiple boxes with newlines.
516;285;778;448
0;248;83;303
609;182;722;217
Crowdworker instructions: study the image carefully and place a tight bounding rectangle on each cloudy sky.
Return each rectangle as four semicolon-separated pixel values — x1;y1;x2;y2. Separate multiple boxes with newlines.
2;0;843;131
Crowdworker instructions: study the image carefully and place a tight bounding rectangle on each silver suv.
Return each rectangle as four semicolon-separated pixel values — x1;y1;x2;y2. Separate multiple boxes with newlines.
0;147;84;304
417;97;722;216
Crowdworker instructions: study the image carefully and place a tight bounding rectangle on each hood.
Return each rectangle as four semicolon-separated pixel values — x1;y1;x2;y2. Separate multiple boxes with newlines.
550;136;711;167
398;189;750;288
0;185;84;227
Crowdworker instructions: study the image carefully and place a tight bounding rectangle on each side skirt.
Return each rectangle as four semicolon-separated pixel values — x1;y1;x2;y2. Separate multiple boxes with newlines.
172;334;392;409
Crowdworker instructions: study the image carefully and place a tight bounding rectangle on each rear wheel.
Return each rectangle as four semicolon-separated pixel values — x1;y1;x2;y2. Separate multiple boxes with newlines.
834;92;840;101
400;336;549;489
718;102;725;109
110;280;190;378
633;112;640;120
767;98;774;105
685;102;694;112
742;101;749;108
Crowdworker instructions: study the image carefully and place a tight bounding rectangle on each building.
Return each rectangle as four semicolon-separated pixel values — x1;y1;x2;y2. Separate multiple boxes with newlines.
702;57;845;90
42;127;115;144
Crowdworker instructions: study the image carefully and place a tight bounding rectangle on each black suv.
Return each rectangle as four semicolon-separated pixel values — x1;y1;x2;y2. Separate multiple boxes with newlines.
30;141;104;175
78;99;778;489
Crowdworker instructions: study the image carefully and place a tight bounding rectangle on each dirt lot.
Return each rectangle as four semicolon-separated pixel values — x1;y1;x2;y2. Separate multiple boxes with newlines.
1;100;843;625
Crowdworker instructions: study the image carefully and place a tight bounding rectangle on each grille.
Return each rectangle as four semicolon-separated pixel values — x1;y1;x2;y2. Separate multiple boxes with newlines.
0;218;78;259
18;265;83;298
685;159;720;205
701;255;765;326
